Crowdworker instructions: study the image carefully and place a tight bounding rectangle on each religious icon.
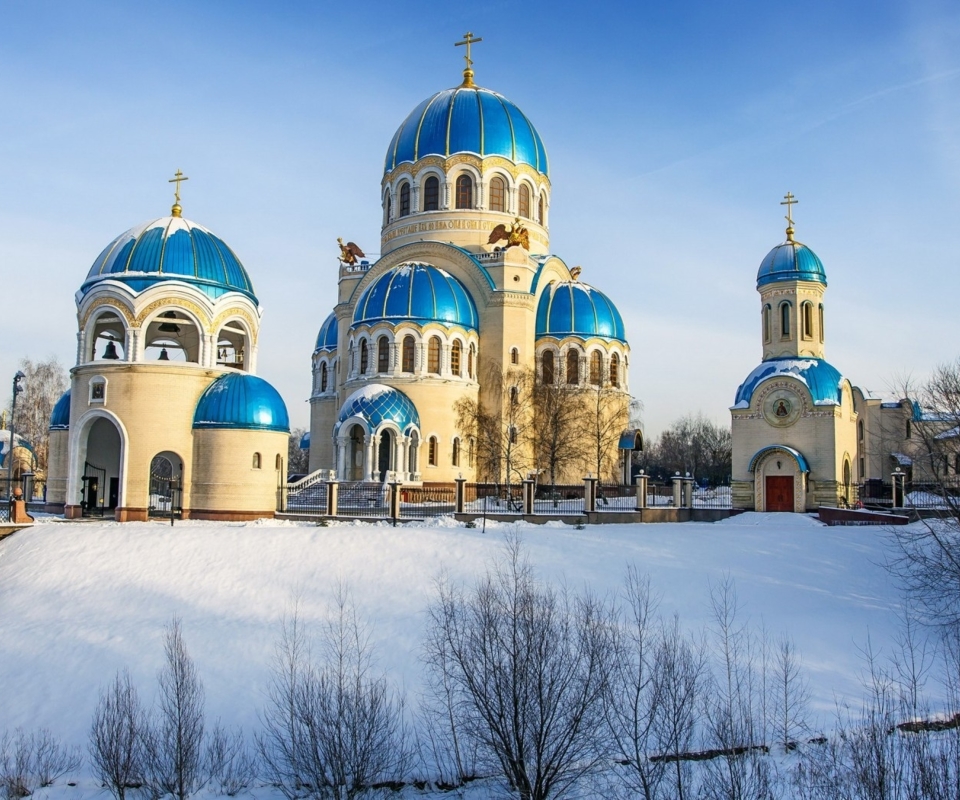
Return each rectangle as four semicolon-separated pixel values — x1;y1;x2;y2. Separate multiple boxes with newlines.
92;382;105;401
774;399;790;417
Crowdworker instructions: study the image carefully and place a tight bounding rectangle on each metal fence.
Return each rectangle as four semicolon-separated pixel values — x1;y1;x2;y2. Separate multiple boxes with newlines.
337;482;389;517
693;484;734;509
855;480;959;510
464;483;523;515
595;484;634;512
534;483;585;514
282;482;329;515
399;483;457;519
647;481;675;507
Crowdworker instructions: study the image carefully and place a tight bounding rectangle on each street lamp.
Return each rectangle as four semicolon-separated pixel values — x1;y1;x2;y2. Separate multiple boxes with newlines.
6;371;26;495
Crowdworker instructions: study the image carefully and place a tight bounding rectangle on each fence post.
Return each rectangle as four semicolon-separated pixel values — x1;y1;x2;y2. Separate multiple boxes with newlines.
522;479;535;515
584;475;597;513
326;481;338;517
672;473;683;507
389;481;401;524
635;471;648;510
455;477;466;514
682;474;694;508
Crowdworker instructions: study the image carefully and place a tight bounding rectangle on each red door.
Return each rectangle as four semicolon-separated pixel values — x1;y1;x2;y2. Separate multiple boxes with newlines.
765;476;794;512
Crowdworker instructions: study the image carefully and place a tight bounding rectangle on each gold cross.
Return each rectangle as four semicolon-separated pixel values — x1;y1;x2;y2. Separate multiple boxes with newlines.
455;32;483;70
780;191;798;227
169;169;189;204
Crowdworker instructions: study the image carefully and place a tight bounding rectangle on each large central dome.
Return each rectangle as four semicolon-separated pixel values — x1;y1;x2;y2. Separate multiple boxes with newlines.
384;85;549;176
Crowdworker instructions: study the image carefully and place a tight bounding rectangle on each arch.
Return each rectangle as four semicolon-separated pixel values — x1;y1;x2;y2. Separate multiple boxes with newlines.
802;302;814;339
566;348;580;385
428;435;438;466
359;339;369;374
489;176;506;213
377;429;395;480
518;183;531;219
377;335;390;373
399;182;411;217
320;362;328;392
510;347;519;365
455;174;473;209
348;424;365;481
747;445;809;474
144;309;203;364
384;193;392;226
215;315;251;371
68;408;130;516
609;352;620;388
842;456;852;503
762;303;771;344
148;451;183;517
252;452;261;469
276;453;283;470
423;175;440;211
542;350;555;384
779;301;791;338
750;445;808;513
402;335;415;372
87;306;127;363
452;437;461;467
428;336;442;374
451;339;462;377
589;350;602;385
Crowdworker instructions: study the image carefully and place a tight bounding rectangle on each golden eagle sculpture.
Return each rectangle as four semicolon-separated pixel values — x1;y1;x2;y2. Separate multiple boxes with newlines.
487;218;530;251
337;238;365;266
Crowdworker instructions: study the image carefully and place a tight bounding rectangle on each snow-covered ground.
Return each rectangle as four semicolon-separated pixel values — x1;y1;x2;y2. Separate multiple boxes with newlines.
0;512;920;793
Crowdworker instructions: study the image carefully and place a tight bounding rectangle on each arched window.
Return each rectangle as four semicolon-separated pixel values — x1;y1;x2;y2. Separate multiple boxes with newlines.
423;176;440;211
320;362;328;392
451;340;462;377
802;302;813;339
456;174;473;209
252;453;261;469
610;353;620;387
428;436;438;466
780;302;791;338
589;351;602;385
276;454;283;470
359;339;369;374
566;349;580;385
509;385;519;405
542;350;555;384
402;335;415;372
428;336;441;374
518;184;531;218
762;304;771;343
509;426;517;444
510;347;519;365
468;438;475;467
819;304;824;343
377;336;390;373
399;182;411;217
468;343;475;378
858;420;864;444
489;176;506;212
452;437;461;467
384;195;392;225
538;193;545;224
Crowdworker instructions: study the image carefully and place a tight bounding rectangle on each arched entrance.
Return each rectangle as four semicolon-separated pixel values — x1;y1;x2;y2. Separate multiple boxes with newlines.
348;425;365;481
749;445;809;513
148;451;183;518
377;429;394;481
82;417;122;516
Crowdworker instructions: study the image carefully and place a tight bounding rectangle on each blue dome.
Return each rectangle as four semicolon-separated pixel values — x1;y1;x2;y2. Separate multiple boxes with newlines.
734;357;844;408
536;281;627;342
315;313;338;351
337;384;420;433
757;239;827;287
82;216;258;303
50;390;71;431
385;85;548;176
193;373;289;432
352;263;479;331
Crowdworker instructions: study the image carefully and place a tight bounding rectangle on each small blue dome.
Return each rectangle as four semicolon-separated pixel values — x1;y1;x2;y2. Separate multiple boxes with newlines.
757;239;827;287
352;263;479;331
193;373;289;432
734;357;844;408
385;85;548;176
50;390;71;430
337;384;420;433
315;313;338;351
82;216;257;303
536;281;627;342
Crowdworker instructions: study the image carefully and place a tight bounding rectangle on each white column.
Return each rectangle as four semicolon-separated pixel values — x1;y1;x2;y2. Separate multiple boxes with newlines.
443;181;452;210
76;331;86;366
336;439;347;480
394;436;405;482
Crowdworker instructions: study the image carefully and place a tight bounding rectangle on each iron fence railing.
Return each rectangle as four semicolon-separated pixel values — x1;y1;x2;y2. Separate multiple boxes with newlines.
595;484;635;512
281;482;329;515
464;483;523;515
534;483;585;514
399;483;456;519
336;482;388;517
647;482;675;507
693;484;734;509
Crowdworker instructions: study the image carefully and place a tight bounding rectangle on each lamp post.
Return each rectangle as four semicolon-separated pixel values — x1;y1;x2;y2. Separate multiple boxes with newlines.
6;371;25;496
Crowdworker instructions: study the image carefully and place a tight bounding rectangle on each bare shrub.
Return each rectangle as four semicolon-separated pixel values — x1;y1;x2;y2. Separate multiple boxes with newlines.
207;724;257;796
90;670;146;800
33;728;81;787
0;730;35;800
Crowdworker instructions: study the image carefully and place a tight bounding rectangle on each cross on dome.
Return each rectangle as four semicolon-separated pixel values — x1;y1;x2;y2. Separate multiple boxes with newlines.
781;191;798;241
169;169;189;217
455;31;482;87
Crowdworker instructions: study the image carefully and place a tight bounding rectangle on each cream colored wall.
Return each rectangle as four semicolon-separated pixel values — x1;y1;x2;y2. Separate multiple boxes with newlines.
46;429;70;504
759;281;826;360
191;428;287;513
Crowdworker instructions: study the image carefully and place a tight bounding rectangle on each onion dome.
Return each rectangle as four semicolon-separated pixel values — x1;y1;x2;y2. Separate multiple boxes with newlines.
193;373;289;432
733;357;844;408
352;263;479;331
315;313;338;352
49;390;71;430
337;384;420;434
757;238;826;288
536;281;627;343
384;86;548;176
82;216;257;303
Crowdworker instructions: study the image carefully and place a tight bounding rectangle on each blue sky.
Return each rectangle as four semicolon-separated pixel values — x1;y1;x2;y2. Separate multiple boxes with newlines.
2;0;958;436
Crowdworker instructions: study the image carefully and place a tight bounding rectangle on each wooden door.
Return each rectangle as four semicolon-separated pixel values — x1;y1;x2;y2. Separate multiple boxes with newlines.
765;476;794;512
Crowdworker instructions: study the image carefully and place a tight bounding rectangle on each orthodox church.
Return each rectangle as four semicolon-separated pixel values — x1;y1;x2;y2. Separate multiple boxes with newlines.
307;37;631;484
45;175;290;520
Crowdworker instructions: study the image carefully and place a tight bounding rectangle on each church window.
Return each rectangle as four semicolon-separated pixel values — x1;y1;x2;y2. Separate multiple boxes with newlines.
566;349;580;385
399;182;411;217
452;437;461;467
510;347;519;365
509;385;519;405
762;304;771;343
456;174;473;209
802;302;813;339
542;350;555;384
402;336;415;372
610;353;620;387
252;453;261;469
359;339;369;374
589;351;602;385
858;420;864;444
518;184;531;219
906;419;911;440
819;304;824;343
538;193;545;224
428;436;438;466
384;195;392;225
428;336;442;374
451;340;462;376
489;176;506;212
468;343;475;378
779;302;791;338
320;363;328;392
509;426;517;445
276;454;283;470
423;176;440;211
377;336;390;373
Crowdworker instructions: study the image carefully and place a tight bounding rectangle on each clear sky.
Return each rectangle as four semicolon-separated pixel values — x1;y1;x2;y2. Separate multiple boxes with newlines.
1;0;958;437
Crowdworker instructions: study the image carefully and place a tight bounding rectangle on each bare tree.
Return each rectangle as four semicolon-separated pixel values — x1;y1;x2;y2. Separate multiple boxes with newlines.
579;381;630;482
288;428;310;476
771;635;809;753
144;617;206;800
206;724;257;797
647;413;732;485
1;728;80;800
90;670;145;800
425;536;613;800
531;375;583;487
6;357;68;479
